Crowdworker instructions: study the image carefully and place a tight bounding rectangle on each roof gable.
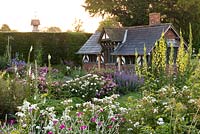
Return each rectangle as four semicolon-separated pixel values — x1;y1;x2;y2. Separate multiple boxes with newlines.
100;28;125;42
76;31;102;54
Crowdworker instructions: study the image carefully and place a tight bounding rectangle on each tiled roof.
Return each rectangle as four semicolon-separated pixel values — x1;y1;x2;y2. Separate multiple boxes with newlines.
104;28;125;41
76;31;102;54
112;24;171;55
77;23;174;55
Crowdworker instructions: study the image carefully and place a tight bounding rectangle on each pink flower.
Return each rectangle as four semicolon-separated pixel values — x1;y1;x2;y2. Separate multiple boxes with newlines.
108;125;112;129
48;131;53;134
77;112;83;117
121;117;126;122
68;127;72;131
111;117;116;122
91;117;96;122
99;108;104;112
98;121;102;126
9;119;15;125
59;124;65;129
80;125;87;130
53;120;58;125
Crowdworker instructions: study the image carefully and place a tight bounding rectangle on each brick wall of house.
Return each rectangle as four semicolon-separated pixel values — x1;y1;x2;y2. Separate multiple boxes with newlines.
165;29;177;39
83;62;135;72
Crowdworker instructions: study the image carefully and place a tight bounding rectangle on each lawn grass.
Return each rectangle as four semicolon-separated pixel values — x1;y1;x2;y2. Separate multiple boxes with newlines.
117;91;142;107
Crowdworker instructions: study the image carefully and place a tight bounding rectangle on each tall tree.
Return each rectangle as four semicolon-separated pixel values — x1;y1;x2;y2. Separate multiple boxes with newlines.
84;0;200;50
72;18;84;32
46;27;62;32
97;16;121;31
0;24;11;31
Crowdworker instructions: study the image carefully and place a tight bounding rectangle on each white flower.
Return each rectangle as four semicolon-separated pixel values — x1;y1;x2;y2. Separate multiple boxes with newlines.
22;124;27;128
16;112;25;117
93;98;98;102
153;108;158;113
151;97;157;103
36;126;41;129
76;104;81;107
127;128;133;131
48;54;51;60
46;107;54;112
157;118;164;125
162;102;168;105
43;125;53;131
188;99;195;103
119;107;128;113
133;122;139;127
29;104;38;110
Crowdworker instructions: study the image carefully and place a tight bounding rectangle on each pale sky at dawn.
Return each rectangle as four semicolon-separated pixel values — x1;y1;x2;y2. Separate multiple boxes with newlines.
0;0;102;33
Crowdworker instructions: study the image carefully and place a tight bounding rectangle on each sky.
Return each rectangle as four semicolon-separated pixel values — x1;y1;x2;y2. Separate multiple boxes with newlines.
0;0;102;33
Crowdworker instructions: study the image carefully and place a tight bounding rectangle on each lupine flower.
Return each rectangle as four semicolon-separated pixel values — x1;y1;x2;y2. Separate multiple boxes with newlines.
80;125;87;130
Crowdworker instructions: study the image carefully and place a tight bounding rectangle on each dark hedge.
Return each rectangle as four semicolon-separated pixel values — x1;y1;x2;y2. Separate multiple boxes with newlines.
0;32;91;65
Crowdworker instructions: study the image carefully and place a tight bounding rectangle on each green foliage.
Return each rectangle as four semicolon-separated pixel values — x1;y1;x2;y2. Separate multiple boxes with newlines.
0;56;8;70
62;74;104;101
0;32;91;65
46;26;62;32
0;24;11;31
121;86;200;133
97;16;121;31
0;73;28;116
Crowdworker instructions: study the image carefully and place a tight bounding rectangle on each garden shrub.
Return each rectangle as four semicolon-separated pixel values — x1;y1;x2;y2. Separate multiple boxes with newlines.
0;74;28;118
121;85;200;133
0;56;8;70
62;74;116;101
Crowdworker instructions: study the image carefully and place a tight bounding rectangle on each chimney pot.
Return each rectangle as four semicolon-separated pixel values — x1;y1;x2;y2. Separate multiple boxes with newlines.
149;13;161;25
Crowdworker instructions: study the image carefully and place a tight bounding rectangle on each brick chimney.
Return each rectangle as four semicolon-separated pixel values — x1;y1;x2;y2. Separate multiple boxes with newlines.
149;13;161;25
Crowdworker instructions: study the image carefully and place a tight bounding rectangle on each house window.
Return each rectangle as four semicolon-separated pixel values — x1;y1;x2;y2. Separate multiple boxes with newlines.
166;39;178;47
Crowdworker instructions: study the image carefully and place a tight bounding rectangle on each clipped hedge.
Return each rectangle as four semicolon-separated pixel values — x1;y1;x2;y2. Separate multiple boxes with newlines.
0;32;91;65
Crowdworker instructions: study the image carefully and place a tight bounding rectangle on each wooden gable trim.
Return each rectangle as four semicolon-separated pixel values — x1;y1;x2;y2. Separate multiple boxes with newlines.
164;25;188;47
